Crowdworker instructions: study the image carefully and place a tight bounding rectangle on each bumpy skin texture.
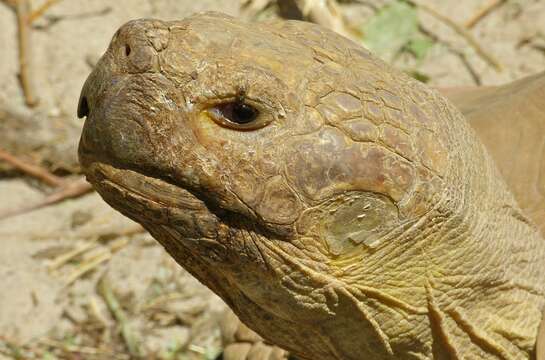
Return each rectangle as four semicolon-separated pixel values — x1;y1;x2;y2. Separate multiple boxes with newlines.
78;13;545;359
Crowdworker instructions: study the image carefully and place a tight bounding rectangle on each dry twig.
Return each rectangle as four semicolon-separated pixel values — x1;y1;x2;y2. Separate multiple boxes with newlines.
8;0;63;107
15;0;39;107
0;147;64;186
454;49;483;85
407;0;503;71
27;0;62;23
464;0;506;29
0;177;93;220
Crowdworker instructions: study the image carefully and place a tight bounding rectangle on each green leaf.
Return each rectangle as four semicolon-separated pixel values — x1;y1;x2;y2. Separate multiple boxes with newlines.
407;70;431;83
42;352;59;360
361;1;419;62
204;346;221;360
406;36;434;60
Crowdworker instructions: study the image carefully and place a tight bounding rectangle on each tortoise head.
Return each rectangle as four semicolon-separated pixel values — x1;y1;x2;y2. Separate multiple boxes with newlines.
78;12;545;359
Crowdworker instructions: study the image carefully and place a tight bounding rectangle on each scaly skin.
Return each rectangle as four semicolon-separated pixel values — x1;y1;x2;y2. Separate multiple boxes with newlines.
77;12;545;359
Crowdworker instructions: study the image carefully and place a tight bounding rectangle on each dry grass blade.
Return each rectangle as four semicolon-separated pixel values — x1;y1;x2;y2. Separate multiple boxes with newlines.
64;237;129;286
98;276;142;357
40;338;130;360
464;0;506;29
9;0;63;107
15;0;39;107
188;344;208;354
89;296;110;327
407;0;503;71
0;147;64;186
108;236;131;251
64;250;111;286
48;241;98;271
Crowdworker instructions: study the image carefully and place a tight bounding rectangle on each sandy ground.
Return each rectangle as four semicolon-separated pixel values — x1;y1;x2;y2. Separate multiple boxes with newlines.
0;0;544;359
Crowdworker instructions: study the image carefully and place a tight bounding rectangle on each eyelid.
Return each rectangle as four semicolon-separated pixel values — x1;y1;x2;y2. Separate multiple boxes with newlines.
205;98;273;130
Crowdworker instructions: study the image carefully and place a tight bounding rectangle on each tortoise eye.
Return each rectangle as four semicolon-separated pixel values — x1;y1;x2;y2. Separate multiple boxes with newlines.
215;101;259;125
207;98;267;130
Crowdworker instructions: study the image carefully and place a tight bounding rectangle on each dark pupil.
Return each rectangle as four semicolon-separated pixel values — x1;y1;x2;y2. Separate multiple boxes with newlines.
231;102;258;124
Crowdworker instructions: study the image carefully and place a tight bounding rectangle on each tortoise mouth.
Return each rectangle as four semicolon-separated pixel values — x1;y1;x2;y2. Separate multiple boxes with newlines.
82;160;212;226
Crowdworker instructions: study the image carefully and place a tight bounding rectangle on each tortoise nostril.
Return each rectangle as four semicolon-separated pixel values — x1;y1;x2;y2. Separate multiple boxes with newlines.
124;44;131;56
77;96;89;119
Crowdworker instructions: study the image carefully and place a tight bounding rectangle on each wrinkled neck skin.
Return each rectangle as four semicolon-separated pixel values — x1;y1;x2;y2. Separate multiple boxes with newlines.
89;114;545;360
184;162;544;360
78;14;545;360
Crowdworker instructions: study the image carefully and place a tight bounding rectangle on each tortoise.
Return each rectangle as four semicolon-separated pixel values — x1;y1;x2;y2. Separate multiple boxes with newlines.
77;12;545;359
